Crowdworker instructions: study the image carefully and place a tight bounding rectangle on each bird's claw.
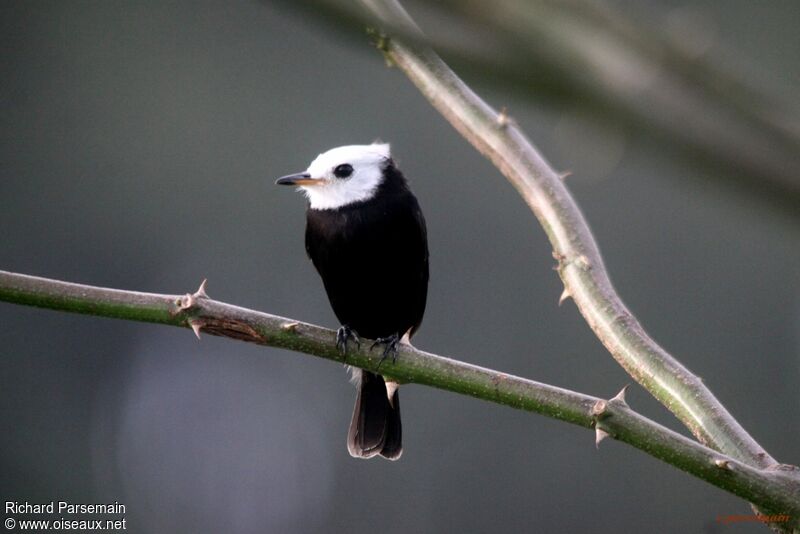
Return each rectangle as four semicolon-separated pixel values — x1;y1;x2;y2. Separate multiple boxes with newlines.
336;325;360;356
371;333;400;370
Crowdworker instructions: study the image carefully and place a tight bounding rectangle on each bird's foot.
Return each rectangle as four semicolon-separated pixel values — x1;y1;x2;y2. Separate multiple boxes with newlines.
371;333;400;370
336;325;360;357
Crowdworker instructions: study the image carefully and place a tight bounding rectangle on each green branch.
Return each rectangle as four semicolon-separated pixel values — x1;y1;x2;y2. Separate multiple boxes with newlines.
0;269;798;518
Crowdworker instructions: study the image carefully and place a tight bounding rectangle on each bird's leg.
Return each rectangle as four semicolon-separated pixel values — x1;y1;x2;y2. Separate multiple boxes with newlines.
371;332;400;369
336;325;360;357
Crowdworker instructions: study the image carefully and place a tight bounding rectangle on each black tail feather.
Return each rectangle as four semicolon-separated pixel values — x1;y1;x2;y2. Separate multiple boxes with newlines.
380;387;402;460
347;371;402;460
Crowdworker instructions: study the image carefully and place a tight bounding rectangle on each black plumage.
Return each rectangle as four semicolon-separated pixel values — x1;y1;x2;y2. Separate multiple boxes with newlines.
304;161;428;341
304;159;428;460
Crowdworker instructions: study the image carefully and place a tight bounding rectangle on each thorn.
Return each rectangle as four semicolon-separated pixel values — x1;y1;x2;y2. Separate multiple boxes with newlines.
497;107;510;128
189;319;202;339
558;288;571;306
714;458;732;470
385;381;400;407
591;399;608;417
281;322;299;332
400;330;412;345
559;170;573;180
595;427;610;449
194;278;208;299
610;384;630;407
552;251;592;271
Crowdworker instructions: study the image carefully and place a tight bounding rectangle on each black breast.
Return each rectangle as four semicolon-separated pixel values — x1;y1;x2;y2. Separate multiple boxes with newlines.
304;164;429;340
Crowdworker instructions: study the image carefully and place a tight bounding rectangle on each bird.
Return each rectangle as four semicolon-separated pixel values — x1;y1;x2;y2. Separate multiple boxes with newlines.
275;143;428;460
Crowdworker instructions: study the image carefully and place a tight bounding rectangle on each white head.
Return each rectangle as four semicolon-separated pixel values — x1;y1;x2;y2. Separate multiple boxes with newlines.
276;144;391;210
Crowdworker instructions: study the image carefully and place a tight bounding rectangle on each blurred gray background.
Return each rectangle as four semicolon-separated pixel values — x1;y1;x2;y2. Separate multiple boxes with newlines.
1;1;798;533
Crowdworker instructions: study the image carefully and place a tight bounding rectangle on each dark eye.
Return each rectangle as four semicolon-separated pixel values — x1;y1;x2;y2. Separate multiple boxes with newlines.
333;164;353;179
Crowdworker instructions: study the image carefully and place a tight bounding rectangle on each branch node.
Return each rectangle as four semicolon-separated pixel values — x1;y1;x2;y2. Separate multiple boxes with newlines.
552;251;566;271
559;170;573;180
367;28;394;66
551;251;592;272
490;373;509;387
176;279;210;313
177;294;194;311
179;293;196;311
591;399;608;417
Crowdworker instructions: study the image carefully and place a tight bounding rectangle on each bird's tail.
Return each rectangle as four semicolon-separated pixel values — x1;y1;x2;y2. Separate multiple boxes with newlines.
347;369;402;460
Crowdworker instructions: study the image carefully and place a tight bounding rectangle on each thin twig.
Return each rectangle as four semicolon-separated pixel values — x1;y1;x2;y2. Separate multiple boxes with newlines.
0;269;798;517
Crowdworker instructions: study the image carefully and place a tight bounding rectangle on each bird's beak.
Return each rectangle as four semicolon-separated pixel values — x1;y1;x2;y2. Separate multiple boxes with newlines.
275;172;320;186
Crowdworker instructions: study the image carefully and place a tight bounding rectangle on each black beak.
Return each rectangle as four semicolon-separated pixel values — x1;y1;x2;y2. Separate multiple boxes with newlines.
275;172;314;186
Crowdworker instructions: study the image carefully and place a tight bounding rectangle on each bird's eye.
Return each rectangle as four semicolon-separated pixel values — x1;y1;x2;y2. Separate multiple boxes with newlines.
333;164;354;179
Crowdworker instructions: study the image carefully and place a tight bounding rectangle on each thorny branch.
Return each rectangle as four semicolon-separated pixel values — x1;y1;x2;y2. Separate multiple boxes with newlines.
1;1;798;527
355;0;799;529
0;269;798;518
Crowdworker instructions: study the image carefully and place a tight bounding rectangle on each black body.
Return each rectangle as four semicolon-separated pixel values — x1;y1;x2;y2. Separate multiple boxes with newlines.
305;160;428;460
